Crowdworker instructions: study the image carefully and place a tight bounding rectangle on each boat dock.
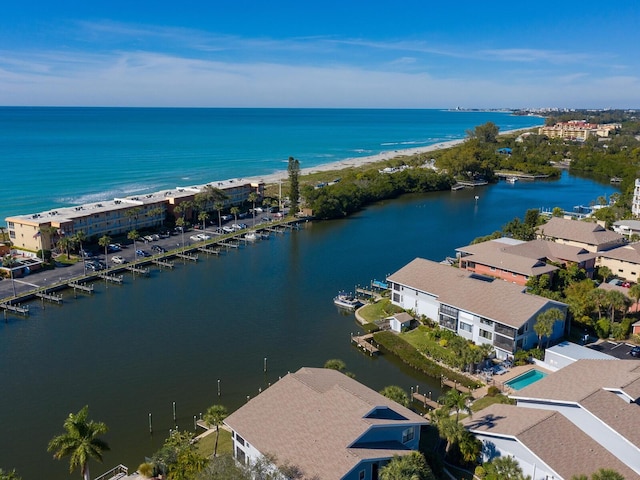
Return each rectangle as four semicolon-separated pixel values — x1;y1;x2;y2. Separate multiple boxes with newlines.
441;377;472;394
412;392;440;410
175;252;198;261
197;246;220;255
1;303;30;316
152;258;175;269
35;291;63;305
350;333;380;356
68;281;94;294
126;265;150;275
98;273;124;284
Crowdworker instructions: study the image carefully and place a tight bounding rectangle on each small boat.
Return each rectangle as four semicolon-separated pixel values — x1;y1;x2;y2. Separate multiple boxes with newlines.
244;231;259;241
333;292;363;310
506;176;518;184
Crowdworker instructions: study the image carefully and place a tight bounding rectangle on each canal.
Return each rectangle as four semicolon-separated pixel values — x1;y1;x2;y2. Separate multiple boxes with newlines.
0;171;618;479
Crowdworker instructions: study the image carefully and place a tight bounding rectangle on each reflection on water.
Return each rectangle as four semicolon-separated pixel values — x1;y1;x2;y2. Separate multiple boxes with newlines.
0;171;617;479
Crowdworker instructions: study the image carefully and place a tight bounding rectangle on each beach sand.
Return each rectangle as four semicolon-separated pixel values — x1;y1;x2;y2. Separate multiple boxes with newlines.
243;127;533;186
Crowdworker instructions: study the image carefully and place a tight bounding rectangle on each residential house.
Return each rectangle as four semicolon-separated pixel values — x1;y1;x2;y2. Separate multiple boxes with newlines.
595;242;640;282
464;359;640;479
224;367;428;480
386;258;567;359
613;219;640;239
456;237;597;285
536;217;625;253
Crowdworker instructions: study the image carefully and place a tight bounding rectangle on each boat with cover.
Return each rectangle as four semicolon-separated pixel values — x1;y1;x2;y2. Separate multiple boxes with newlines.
333;292;363;309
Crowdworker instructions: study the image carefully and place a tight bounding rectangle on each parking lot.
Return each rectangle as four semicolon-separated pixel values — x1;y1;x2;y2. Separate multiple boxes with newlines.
587;340;640;359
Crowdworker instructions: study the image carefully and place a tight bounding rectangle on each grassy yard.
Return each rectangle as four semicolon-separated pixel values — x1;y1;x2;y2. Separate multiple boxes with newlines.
358;299;404;323
196;428;233;457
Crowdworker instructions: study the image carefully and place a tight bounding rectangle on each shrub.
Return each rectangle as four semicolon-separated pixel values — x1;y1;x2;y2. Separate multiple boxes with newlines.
595;318;611;338
486;386;501;397
612;317;633;340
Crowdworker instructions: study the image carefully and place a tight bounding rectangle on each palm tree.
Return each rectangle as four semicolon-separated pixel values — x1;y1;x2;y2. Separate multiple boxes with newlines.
436;415;464;455
230;206;240;224
58;237;72;260
589;289;609;320
439;388;472;422
629;283;640;312
203;404;228;457
457;430;481;464
73;230;87;275
214;201;225;230
598;266;612;283
197;211;209;231
0;469;22;480
98;235;111;263
605;290;630;322
534;308;564;348
379;385;409;407
380;452;434;480
248;192;259;225
47;405;110;480
127;230;140;259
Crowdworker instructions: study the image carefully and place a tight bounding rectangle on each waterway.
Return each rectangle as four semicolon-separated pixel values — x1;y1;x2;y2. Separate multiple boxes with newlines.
0;171;617;479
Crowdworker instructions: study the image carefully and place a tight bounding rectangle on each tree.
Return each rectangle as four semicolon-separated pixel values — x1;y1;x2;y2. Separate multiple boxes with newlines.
482;455;530;480
152;430;206;480
198;211;209;231
436;415;464;455
467;122;499;144
323;359;347;372
605;289;630;322
598;266;612;283
379;385;409;407
73;230;87;255
47;405;110;480
439;388;472;421
457;430;482;464
203;404;228;458
248;192;259;224
534;308;563;348
287;156;300;215
628;283;640;310
230;206;240;223
127;230;140;256
214;201;225;230
98;235;111;263
380;452;435;480
0;469;22;480
58;236;72;259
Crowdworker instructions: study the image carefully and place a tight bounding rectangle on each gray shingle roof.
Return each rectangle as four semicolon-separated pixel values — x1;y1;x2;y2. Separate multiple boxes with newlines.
224;367;427;480
537;217;624;248
464;403;637;479
387;258;564;328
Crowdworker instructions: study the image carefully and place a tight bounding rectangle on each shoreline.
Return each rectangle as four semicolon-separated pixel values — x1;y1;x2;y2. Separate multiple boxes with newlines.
243;127;535;186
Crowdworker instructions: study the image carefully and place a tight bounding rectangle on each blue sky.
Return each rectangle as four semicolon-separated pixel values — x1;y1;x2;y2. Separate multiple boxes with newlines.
1;1;638;108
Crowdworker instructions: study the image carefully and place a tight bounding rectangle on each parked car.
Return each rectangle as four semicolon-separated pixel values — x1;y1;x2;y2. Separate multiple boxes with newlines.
222;226;235;233
136;249;151;257
152;245;167;253
107;244;121;253
221;214;233;221
630;346;640;358
111;256;127;264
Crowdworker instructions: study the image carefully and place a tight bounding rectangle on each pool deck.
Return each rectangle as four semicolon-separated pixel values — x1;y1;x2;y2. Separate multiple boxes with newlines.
471;363;554;399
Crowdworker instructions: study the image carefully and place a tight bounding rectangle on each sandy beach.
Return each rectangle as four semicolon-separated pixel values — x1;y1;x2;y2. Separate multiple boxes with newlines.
244;127;533;186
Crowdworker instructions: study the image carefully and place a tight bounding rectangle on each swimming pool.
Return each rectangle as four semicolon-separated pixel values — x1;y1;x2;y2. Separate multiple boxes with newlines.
505;369;547;390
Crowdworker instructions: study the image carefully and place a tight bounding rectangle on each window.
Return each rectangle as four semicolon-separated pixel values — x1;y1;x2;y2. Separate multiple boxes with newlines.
480;318;494;327
490;266;496;271
479;329;493;340
9;231;15;239
235;433;245;446
402;427;415;443
392;293;401;303
8;222;14;228
359;470;365;480
236;446;246;464
459;322;473;333
512;272;517;277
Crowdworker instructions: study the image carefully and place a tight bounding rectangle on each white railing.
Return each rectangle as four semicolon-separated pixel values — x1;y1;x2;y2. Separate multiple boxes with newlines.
93;464;129;480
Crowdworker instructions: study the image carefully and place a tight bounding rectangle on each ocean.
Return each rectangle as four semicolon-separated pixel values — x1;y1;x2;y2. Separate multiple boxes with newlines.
0;107;543;221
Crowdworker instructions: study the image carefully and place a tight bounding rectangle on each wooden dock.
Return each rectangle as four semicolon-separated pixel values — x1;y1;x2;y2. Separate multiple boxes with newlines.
198;246;220;255
441;377;472;394
412;392;440;410
1;303;30;316
126;265;150;274
98;273;124;284
217;241;239;249
152;259;175;268
350;333;380;356
68;282;94;294
175;252;198;261
35;291;63;304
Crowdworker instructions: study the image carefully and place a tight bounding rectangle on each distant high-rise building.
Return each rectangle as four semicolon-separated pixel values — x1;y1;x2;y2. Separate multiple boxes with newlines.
633;179;640;217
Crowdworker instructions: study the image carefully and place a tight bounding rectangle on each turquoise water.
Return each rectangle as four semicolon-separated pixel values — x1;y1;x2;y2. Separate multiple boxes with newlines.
505;369;548;390
0;107;543;221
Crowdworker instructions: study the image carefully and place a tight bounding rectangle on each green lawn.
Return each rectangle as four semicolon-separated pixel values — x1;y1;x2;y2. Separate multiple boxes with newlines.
358;299;404;323
196;428;233;457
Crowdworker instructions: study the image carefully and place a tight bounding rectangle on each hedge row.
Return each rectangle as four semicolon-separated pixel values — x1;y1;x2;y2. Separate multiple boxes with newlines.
373;331;478;388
